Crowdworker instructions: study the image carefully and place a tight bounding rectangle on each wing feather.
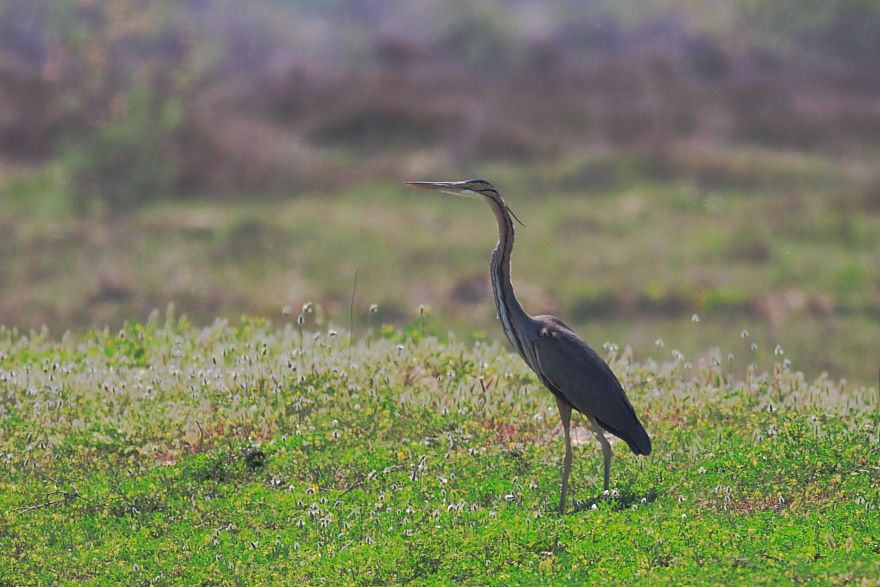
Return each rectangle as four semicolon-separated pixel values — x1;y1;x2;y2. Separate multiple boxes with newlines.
532;318;651;455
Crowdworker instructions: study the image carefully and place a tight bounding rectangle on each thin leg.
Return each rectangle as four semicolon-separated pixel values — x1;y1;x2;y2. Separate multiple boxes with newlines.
555;397;573;514
588;416;612;491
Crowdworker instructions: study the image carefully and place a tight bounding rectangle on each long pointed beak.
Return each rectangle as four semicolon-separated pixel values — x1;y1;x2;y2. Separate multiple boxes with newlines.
405;181;459;192
405;181;480;199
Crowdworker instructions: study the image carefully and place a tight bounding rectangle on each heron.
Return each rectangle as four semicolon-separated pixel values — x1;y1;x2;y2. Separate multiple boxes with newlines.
406;179;651;514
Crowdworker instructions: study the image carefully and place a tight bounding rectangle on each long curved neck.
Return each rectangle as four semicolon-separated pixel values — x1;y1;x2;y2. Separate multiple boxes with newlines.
487;196;532;359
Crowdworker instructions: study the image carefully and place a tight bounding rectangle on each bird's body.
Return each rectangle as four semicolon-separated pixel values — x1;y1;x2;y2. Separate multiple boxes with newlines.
406;179;651;513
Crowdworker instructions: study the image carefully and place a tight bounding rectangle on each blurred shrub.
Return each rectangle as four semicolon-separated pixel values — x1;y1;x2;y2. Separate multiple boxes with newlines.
64;84;183;212
432;2;522;70
307;99;450;150
2;0;880;213
742;0;880;61
0;164;72;220
0;0;208;212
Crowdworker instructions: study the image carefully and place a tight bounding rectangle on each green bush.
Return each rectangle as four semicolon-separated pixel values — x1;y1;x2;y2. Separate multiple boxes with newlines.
742;0;880;59
63;84;184;213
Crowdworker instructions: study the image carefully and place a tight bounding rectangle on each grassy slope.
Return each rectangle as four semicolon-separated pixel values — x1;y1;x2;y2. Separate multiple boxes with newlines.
0;320;877;585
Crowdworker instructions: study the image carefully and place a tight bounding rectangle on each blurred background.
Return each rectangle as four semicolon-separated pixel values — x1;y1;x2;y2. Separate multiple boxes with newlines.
0;0;878;383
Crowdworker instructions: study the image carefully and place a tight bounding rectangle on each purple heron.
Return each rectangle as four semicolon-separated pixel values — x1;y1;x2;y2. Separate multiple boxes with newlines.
406;179;651;514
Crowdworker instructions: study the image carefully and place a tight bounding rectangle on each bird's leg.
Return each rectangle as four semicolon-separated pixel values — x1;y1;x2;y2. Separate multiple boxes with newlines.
588;416;612;491
555;397;573;514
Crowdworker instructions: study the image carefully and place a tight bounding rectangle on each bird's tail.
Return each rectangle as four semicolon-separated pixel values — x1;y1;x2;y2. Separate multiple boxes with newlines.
623;421;652;455
596;415;652;455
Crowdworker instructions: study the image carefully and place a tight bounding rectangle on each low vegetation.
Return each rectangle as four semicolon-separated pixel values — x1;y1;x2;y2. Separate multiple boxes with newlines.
1;318;877;584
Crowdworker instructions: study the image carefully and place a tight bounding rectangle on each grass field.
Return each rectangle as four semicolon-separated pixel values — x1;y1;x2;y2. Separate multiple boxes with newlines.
1;318;877;584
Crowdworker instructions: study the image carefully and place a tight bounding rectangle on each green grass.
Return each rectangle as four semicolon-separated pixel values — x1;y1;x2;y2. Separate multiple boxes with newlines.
1;319;877;585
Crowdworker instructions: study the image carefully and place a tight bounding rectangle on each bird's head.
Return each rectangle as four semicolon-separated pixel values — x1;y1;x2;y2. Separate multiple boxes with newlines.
405;179;498;200
405;178;525;226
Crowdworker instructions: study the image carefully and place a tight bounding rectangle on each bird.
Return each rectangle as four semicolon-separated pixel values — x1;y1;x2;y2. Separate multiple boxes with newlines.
406;179;651;514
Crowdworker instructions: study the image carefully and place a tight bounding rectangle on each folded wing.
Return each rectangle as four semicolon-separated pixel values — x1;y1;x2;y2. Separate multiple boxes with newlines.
532;317;651;455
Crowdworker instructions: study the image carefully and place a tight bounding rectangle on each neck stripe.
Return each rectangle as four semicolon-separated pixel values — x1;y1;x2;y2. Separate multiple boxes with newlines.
490;215;527;360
